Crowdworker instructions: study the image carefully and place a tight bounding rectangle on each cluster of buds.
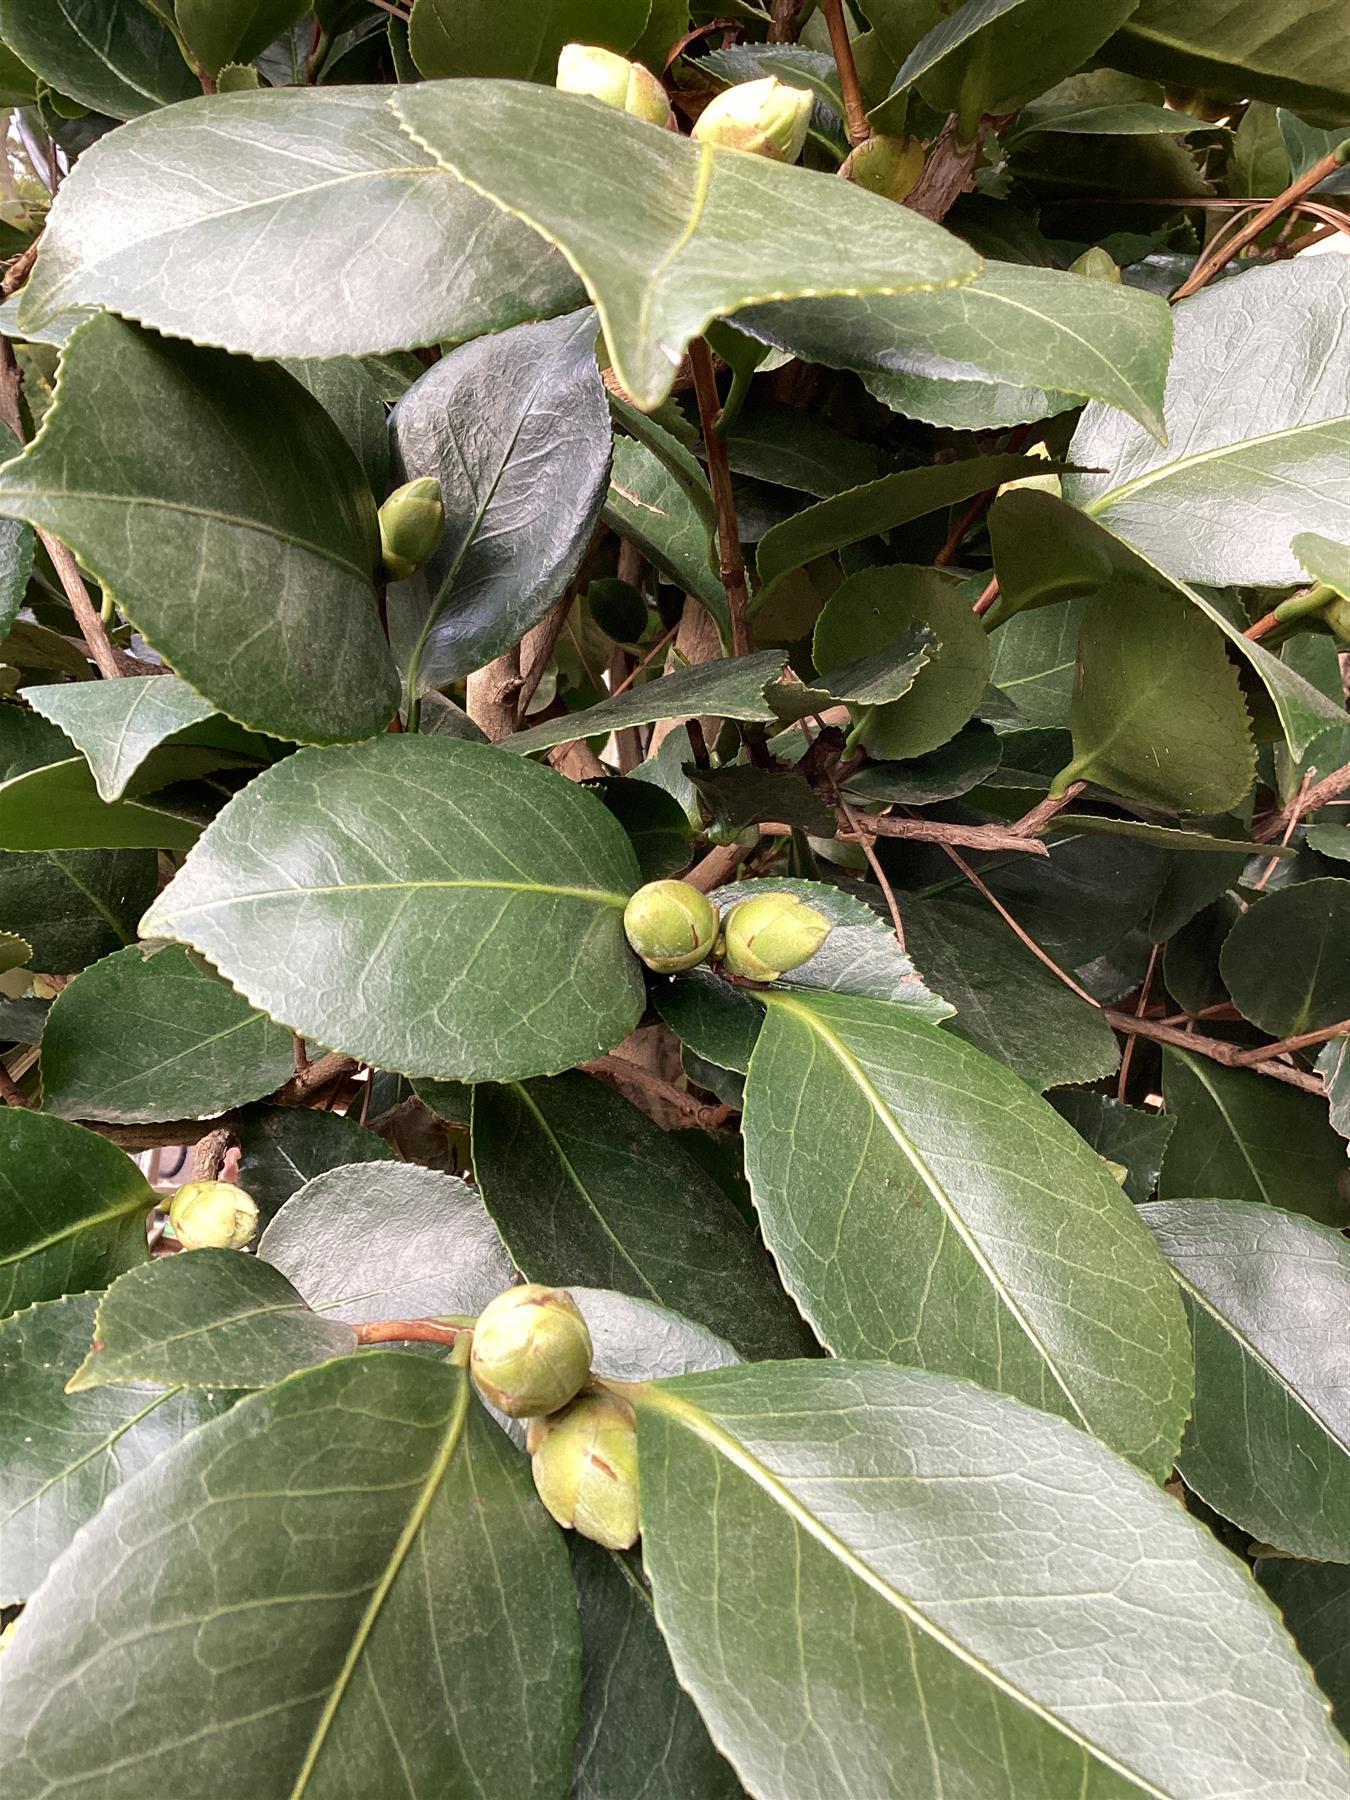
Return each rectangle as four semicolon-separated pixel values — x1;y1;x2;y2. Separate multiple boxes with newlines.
470;1285;640;1550
167;1179;259;1251
623;880;832;982
556;43;673;130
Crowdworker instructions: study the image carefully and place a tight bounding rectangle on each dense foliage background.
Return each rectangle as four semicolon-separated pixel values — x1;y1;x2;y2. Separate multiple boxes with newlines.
0;2;1347;1795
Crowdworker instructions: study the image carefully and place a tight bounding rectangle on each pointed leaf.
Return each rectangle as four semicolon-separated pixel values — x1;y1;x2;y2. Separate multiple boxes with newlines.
0;0;196;118
1220;878;1350;1038
1050;1091;1174;1204
0;757;199;852
1107;0;1350;122
603;435;727;633
175;0;309;74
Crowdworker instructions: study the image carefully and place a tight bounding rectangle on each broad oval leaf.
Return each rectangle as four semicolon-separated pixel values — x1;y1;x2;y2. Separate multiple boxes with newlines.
0;312;398;746
1106;0;1350;122
393;81;980;410
409;0;647;80
0;1111;150;1319
176;0;309;74
140;736;645;1083
40;945;295;1124
743;988;1191;1478
0;0;196;118
235;1104;395;1225
1141;1197;1350;1562
1219;878;1350;1039
19;88;583;358
573;1288;741;1385
634;1360;1350;1800
1066;261;1350;586
0;1353;581;1799
0;1292;229;1604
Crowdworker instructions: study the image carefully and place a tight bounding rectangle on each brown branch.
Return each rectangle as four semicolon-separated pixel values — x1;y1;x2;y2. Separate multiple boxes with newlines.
1254;760;1350;842
38;531;133;679
819;0;869;147
272;1050;359;1106
1116;943;1161;1103
840;813;1049;856
515;595;575;724
768;0;799;43
972;573;1001;618
1010;781;1087;837
465;646;523;742
838;797;907;951
191;1125;235;1183
1104;1011;1326;1095
1172;144;1350;299
1230;1018;1350;1067
932;836;1102;1007
906;113;1011;223
683;840;751;892
688;337;751;657
583;1053;733;1129
0;1058;35;1109
354;1318;466;1347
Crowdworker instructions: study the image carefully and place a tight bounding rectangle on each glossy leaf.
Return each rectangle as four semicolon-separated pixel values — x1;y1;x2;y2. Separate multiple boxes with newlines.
0;1292;229;1605
0;0;196;118
0;757;199;852
388;309;611;694
1256;1559;1350;1738
1050;1090;1174;1204
0;313;398;746
471;1072;813;1362
573;1289;741;1386
1106;0;1350;122
409;0;647;80
19;89;582;359
141;737;645;1083
603;435;726;632
1220;878;1350;1038
840;723;1003;805
1066;261;1350;586
742;988;1190;1476
235;1104;395;1224
0;1110;150;1318
1006;70;1211;143
0;1354;581;1799
635;1360;1350;1800
394;80;980;410
0;847;152;974
1142;1197;1350;1562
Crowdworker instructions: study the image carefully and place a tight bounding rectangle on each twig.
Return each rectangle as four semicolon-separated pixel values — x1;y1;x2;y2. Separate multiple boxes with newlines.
583;1054;733;1129
1011;781;1087;837
354;1318;466;1347
839;798;906;951
465;646;523;742
688;338;751;657
934;424;1033;568
292;1033;309;1076
1;239;39;300
38;531;130;679
1254;760;1350;842
819;0;870;147
1116;943;1160;1103
272;1050;359;1105
1104;1011;1326;1094
972;574;1001;618
768;0;799;43
932;836;1102;1007
840;813;1050;856
906;113;1011;223
1230;1017;1350;1067
1254;769;1312;891
191;1125;235;1183
1172;143;1350;299
365;0;411;19
0;1058;34;1108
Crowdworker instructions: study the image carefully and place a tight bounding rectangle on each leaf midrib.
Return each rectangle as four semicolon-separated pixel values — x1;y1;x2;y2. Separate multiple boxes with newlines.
154;876;629;920
1082;412;1350;514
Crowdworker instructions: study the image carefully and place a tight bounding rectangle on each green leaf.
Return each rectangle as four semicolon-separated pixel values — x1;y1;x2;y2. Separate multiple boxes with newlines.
768;622;936;719
40;944;295;1124
409;0;647;79
904;898;1122;1090
0;757;200;852
0;847;153;973
739;262;1173;436
588;776;693;882
840;723;1003;805
1159;1047;1350;1227
813;566;990;760
986;599;1083;729
503;650;784;757
1005;70;1212;143
284;355;392;497
24;674;271;803
1050;1090;1175;1203
573;1288;742;1385
743;988;1190;1476
389;309;611;695
69;1251;357;1393
393;81;980;411
258;1162;515;1323
1256;1559;1350;1739
725;400;883;499
471;1072;814;1362
0;0;196;118
689;764;836;837
175;0;309;74
0;1292;229;1605
0;1110;150;1318
604;435;727;635
1066;261;1350;586
1295;530;1350;597
0;1354;581;1799
1318;1035;1350;1144
141;737;645;1083
0;313;398;746
1141;1197;1350;1562
0;928;30;974
235;1104;395;1225
19;89;583;359
1055;570;1255;811
634;1360;1350;1799
1220;878;1350;1038
0;421;31;637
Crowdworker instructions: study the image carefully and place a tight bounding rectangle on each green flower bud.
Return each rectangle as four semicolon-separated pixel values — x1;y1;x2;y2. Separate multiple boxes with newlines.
840;134;924;203
168;1180;259;1252
470;1284;593;1418
691;76;813;163
1068;247;1121;284
556;43;673;130
530;1391;640;1549
623;879;720;973
721;890;831;982
378;477;445;582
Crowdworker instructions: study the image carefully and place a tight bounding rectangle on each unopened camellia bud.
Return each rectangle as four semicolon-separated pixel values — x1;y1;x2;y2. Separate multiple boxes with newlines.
840;134;924;203
168;1180;259;1252
470;1284;593;1418
1069;246;1121;283
530;1391;640;1549
378;477;444;582
557;43;673;129
721;890;831;982
623;879;720;973
691;76;813;163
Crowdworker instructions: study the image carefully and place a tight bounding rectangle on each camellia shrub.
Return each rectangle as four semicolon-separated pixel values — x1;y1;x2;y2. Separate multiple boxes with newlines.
1;1;1349;1795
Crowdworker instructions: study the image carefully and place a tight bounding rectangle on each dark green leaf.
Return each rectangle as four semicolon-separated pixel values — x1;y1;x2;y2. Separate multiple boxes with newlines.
234;1104;395;1225
504;651;784;757
0;421;31;636
588;777;693;882
654;967;765;1076
1256;1559;1350;1738
1050;1090;1175;1203
603;436;726;633
743;988;1190;1476
285;355;391;495
175;0;309;74
1220;878;1350;1038
1318;1035;1350;1144
1006;70;1211;143
409;0;647;80
689;764;835;837
0;847;153;973
0;0;195;118
839;723;1003;806
0;1110;150;1317
986;600;1083;729
0;1354;581;1799
725;400;882;499
0;757;200;852
770;622;936;718
141;737;645;1083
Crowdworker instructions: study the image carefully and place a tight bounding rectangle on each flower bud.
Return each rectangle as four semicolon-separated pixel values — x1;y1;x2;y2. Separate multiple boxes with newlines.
530;1391;640;1549
168;1180;259;1252
557;43;673;130
378;477;445;582
840;134;924;203
691;77;813;163
469;1284;593;1418
623;879;720;973
1068;247;1121;284
720;890;831;982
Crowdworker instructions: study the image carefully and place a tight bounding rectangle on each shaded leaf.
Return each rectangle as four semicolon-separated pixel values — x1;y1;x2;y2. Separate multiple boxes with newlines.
1006;70;1211;143
175;0;309;74
1256;1559;1350;1739
0;757;199;852
603;435;726;633
234;1104;395;1225
840;723;1003;805
769;622;935;719
1106;0;1350;122
1318;1035;1350;1144
588;777;693;882
409;0;647;80
0;0;195;118
284;355;391;496
1220;878;1350;1038
986;600;1083;729
1050;1091;1174;1203
689;764;835;837
0;847;153;973
504;651;783;757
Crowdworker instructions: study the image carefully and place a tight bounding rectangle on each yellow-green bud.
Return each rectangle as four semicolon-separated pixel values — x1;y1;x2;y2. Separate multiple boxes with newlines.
530;1391;640;1549
622;879;720;973
721;890;831;982
1068;247;1121;284
470;1284;593;1418
557;43;673;129
168;1180;259;1252
840;134;924;203
691;76;813;163
378;477;445;582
